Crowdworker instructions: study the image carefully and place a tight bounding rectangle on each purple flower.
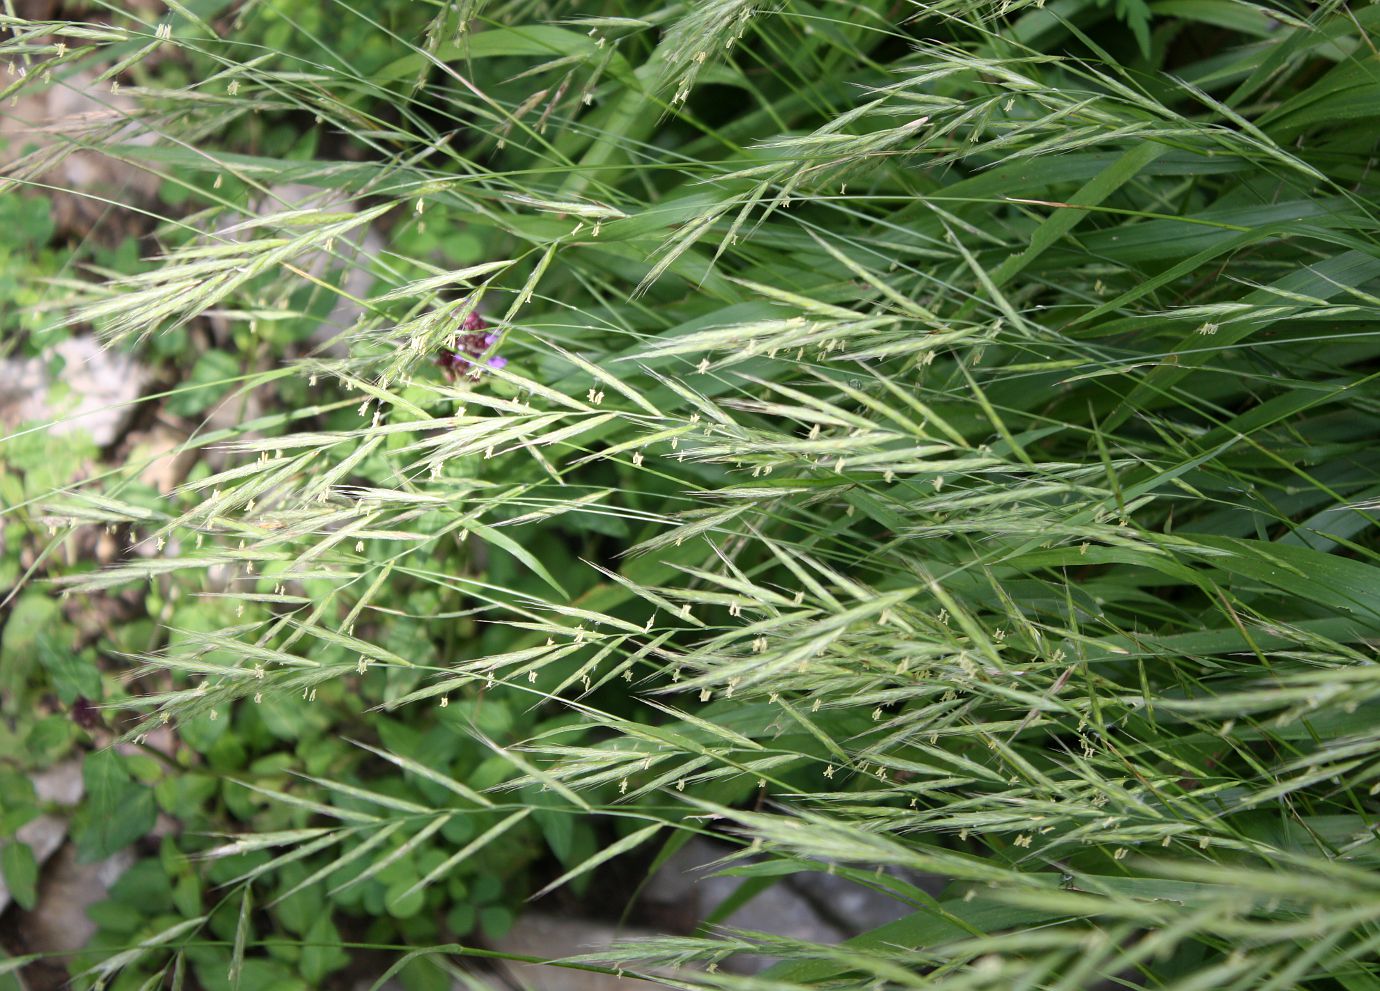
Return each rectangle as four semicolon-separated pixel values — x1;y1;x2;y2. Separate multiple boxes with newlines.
436;301;505;381
435;348;470;371
72;696;101;729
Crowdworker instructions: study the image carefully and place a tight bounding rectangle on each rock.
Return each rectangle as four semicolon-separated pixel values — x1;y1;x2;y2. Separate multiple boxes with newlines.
31;759;84;807
785;868;917;937
1;764;133;969
0;70;160;236
0;335;148;448
252;182;385;358
640;837;845;972
0;816;63;916
0;762;83;914
490;913;666;991
639;837;919;971
1;760;133;984
13;843;135;958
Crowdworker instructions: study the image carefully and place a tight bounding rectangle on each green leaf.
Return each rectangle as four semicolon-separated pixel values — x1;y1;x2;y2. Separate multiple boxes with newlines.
173;872;203;918
535;806;575;866
0;593;62;710
445;902;476;937
479;904;514;940
1;841;38;911
377;25;638;87
72;750;157;862
298;915;348;983
110;859;173;912
1181;535;1380;628
25;716;77;761
38;639;101;705
384;879;425;919
155;773;219;819
0;770;37;823
165;351;240;417
468;521;569;599
397;956;451;991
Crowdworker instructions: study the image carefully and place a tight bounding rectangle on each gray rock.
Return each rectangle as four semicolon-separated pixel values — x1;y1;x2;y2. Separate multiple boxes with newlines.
491;912;668;991
786;867;917;937
640;837;846;973
1;759;135;973
0;70;161;230
0;761;83;914
0;335;148;447
640;836;919;971
31;759;84;806
202;181;383;360
13;843;135;956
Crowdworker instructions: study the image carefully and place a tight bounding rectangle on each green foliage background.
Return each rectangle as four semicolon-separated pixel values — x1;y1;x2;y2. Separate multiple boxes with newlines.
4;0;1380;989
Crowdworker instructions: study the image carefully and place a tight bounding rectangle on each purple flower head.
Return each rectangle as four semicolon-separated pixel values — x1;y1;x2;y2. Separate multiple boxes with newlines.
437;299;504;381
72;696;101;730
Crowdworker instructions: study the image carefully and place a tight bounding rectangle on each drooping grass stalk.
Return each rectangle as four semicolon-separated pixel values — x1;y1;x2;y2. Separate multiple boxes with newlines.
7;0;1380;987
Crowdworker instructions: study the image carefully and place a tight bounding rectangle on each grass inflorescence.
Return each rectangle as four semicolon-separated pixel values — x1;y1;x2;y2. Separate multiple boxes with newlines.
5;0;1380;988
